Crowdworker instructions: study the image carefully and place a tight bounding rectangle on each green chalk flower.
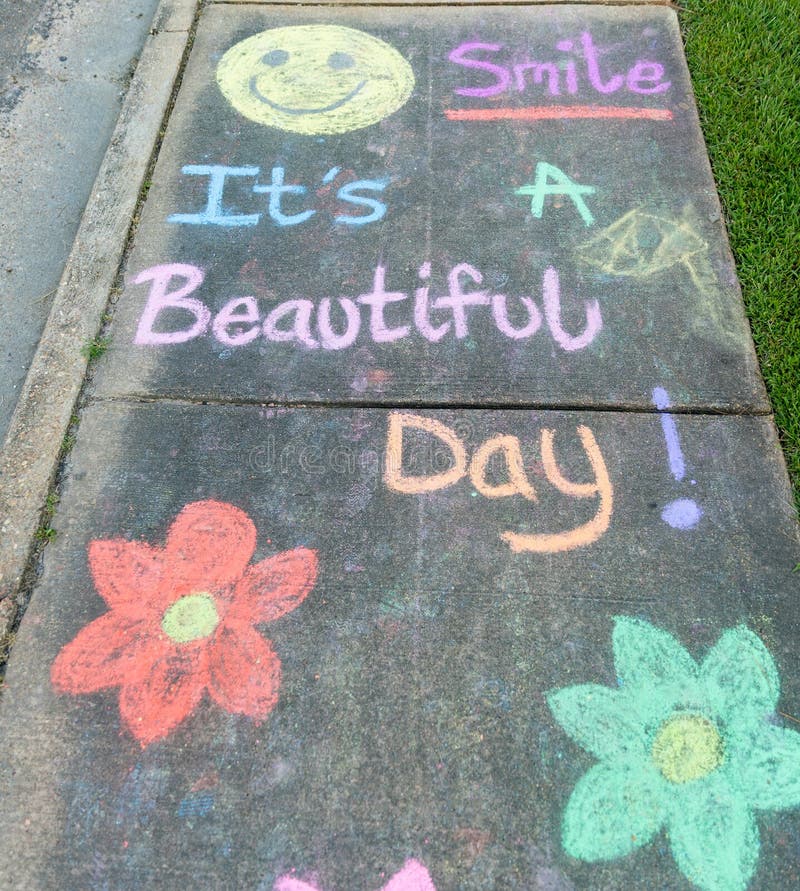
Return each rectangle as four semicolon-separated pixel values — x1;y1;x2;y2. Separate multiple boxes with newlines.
547;617;800;891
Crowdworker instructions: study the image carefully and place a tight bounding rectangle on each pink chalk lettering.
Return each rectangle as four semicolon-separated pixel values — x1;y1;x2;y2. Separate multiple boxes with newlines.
134;263;209;345
556;40;580;94
626;60;671;94
274;859;437;891
491;294;542;340
212;296;261;346
414;262;450;343
448;33;670;103
434;263;491;339
513;62;561;96
580;32;624;94
318;297;361;350
542;266;602;352
358;265;411;343
132;261;602;354
449;42;512;97
263;299;318;348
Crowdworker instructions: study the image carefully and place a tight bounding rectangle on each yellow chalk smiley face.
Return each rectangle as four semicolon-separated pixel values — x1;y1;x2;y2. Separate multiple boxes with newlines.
216;25;415;135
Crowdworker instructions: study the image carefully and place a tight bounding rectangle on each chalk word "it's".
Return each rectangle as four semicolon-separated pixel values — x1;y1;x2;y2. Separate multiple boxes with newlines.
168;164;388;228
384;413;613;554
133;262;602;352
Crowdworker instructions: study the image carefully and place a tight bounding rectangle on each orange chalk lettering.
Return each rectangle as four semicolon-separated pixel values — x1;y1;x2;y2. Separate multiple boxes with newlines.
384;413;467;494
502;425;612;553
468;434;537;501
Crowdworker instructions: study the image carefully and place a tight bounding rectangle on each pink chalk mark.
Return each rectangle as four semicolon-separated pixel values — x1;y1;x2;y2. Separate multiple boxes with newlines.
383;860;437;891
134;263;209;345
274;860;436;891
542;266;602;352
444;106;673;122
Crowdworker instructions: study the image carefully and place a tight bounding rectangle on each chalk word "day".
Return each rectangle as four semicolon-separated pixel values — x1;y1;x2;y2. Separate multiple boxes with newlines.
133;262;602;352
449;31;671;100
168;164;388;228
384;413;613;554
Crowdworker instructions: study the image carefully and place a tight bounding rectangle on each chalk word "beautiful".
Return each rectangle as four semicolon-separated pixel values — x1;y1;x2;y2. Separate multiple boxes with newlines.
168;164;388;228
449;32;671;100
133;262;602;352
384;413;613;554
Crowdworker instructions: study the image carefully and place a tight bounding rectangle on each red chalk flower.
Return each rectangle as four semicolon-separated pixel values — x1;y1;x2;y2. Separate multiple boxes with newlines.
51;500;318;747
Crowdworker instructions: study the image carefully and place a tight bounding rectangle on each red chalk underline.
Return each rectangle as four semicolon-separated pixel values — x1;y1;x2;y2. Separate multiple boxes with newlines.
445;106;673;122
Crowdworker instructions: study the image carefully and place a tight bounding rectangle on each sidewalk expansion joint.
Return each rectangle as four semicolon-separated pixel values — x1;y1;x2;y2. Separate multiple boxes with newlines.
90;393;774;418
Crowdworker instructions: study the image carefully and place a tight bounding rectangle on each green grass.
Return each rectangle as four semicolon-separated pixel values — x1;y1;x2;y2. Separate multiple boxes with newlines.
80;336;111;361
679;0;800;512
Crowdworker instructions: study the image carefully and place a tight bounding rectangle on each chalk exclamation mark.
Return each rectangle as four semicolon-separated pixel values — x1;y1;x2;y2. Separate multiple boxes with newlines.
652;387;703;530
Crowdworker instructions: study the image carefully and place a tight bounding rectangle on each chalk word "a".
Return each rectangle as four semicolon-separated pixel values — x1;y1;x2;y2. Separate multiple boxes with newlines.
384;413;613;554
275;859;437;891
133;262;601;353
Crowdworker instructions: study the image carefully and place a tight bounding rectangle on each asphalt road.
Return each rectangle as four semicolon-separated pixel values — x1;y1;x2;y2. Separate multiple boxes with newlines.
0;0;160;444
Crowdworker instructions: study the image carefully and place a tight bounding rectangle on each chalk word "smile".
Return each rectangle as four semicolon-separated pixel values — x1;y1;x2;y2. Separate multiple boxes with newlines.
449;31;671;100
384;413;613;554
133;262;602;352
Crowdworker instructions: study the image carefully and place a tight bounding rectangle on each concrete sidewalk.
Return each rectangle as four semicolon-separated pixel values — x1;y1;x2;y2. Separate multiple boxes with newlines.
1;2;799;889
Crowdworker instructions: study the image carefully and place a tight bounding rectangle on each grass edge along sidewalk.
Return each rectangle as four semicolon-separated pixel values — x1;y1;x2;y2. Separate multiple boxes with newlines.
680;0;800;515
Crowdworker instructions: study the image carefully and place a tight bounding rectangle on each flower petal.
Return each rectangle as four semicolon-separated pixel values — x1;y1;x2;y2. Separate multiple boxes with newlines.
613;616;697;692
165;500;256;594
667;773;759;891
228;548;318;625
118;645;208;747
51;611;156;694
88;539;167;609
731;723;800;811
562;761;666;861
547;684;647;760
207;624;281;719
701;626;779;725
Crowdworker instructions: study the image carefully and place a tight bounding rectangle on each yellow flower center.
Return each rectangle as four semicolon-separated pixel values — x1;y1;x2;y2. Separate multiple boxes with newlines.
651;713;724;784
161;593;220;643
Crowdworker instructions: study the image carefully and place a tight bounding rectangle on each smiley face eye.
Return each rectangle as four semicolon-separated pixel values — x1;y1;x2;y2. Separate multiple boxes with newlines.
262;49;289;66
328;52;355;70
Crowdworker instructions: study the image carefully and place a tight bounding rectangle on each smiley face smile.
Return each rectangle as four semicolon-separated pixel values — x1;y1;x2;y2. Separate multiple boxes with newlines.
248;76;367;116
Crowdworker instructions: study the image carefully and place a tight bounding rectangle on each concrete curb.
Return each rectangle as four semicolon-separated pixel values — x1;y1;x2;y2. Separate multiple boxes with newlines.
0;0;200;632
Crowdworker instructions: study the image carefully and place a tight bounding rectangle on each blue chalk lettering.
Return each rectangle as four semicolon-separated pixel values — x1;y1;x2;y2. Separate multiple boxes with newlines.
168;165;261;227
335;179;390;226
253;166;316;227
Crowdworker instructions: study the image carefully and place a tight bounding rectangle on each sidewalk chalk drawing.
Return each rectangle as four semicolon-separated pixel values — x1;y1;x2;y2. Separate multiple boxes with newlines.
578;206;709;283
132;261;602;354
548;617;800;891
652;387;702;529
275;859;436;891
168;164;390;229
446;31;673;122
384;413;613;553
515;161;597;227
217;26;415;135
577;206;738;344
51;500;318;747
